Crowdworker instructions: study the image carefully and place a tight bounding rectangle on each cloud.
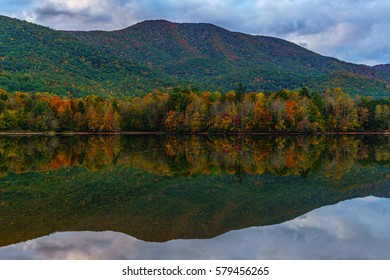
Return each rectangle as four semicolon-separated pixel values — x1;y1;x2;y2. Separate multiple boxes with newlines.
28;1;113;30
0;0;390;64
35;2;112;24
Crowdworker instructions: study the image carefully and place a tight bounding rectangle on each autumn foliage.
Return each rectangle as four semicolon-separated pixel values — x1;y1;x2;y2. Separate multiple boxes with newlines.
0;87;389;133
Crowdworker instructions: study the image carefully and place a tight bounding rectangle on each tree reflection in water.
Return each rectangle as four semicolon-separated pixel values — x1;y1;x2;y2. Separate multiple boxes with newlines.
1;135;390;248
0;135;389;178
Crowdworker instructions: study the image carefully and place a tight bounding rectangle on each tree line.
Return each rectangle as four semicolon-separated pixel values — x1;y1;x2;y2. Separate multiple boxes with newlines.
0;87;389;132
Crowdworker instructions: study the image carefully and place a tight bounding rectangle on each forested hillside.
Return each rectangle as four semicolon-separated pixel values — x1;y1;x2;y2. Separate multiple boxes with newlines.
1;15;390;98
0;15;177;97
68;19;390;98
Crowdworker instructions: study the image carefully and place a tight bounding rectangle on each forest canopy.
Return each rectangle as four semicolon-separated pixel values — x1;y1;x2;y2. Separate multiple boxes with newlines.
0;87;389;133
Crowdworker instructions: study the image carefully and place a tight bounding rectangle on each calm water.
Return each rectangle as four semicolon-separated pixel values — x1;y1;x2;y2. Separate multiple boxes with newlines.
1;135;390;259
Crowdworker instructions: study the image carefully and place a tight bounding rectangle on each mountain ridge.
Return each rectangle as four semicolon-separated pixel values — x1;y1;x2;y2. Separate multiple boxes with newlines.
1;15;390;97
67;19;390;96
0;15;178;97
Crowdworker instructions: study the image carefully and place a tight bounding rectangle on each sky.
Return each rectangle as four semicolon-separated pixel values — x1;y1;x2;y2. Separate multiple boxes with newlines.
2;196;390;259
1;0;390;65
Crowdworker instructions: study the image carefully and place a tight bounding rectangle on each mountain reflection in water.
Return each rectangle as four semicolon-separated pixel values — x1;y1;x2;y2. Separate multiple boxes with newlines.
1;135;390;258
1;196;390;260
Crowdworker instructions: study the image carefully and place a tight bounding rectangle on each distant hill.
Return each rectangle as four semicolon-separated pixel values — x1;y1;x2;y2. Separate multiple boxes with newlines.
0;15;177;97
1;15;390;97
67;19;390;97
373;64;390;75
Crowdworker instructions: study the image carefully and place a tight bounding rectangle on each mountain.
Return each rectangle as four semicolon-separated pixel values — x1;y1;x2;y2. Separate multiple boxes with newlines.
373;64;390;75
1;15;390;98
67;20;390;97
0;15;177;97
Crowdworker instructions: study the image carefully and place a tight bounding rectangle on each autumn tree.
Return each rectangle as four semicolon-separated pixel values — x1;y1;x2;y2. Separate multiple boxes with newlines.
324;88;359;131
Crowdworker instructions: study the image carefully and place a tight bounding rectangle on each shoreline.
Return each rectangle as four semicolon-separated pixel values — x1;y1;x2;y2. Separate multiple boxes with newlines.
0;131;390;136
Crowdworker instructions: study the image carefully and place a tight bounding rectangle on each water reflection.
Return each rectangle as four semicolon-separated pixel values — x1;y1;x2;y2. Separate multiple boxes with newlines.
2;196;390;260
0;134;390;178
1;135;390;255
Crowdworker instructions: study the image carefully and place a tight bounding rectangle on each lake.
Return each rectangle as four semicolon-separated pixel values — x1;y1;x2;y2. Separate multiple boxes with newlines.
1;134;390;259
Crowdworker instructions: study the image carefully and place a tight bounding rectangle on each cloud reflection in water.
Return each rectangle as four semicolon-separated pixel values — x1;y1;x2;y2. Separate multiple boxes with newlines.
1;196;390;260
